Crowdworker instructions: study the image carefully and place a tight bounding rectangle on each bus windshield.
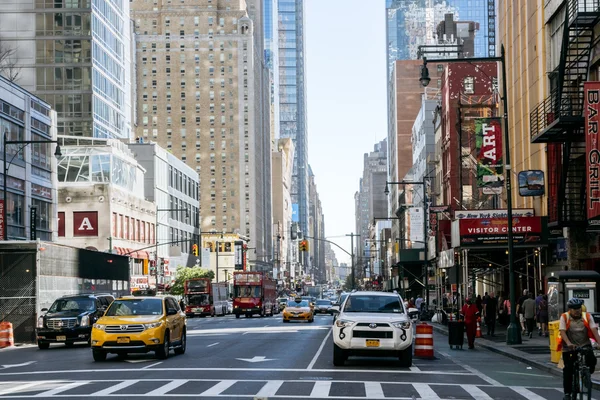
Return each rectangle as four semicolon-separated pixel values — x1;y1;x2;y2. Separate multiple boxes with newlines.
234;286;261;298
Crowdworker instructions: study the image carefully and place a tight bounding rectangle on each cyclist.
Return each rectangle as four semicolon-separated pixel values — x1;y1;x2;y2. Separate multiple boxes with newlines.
558;298;600;399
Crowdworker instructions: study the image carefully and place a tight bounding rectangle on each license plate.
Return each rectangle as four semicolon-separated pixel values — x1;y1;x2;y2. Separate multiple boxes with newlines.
366;340;380;348
117;337;130;344
56;336;66;341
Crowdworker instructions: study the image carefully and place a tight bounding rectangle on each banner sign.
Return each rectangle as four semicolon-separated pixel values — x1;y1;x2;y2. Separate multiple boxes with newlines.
585;81;600;223
518;170;545;197
475;118;504;194
0;200;4;240
30;207;37;240
234;240;244;270
409;208;424;244
459;217;544;247
455;209;534;219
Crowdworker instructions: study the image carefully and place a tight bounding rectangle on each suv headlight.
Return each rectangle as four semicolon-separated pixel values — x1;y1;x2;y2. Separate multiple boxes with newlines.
93;323;106;331
144;321;163;330
391;321;411;330
335;319;355;328
80;315;90;327
37;317;44;328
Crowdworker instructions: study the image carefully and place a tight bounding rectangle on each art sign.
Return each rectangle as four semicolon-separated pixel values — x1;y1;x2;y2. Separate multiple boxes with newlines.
475;118;504;194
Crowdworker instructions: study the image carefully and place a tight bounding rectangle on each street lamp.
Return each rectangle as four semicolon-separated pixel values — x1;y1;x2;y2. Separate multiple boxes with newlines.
3;132;62;240
418;44;520;345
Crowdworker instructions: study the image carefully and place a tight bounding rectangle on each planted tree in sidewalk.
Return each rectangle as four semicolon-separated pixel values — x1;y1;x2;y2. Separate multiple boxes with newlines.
169;266;215;295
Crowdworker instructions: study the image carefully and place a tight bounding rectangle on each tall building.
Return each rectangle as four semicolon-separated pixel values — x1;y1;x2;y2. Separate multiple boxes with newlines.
447;0;493;57
308;166;325;283
0;0;133;141
130;0;272;269
278;0;309;238
263;0;279;145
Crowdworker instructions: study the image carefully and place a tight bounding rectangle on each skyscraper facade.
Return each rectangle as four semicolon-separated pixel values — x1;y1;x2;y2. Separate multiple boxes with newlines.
278;0;309;238
0;0;133;141
263;0;279;145
446;0;492;57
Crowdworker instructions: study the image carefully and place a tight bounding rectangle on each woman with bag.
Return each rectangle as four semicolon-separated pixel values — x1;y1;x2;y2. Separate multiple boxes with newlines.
538;294;549;337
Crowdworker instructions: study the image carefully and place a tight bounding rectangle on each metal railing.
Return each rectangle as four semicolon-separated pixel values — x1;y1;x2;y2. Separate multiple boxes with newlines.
568;0;600;25
530;88;583;140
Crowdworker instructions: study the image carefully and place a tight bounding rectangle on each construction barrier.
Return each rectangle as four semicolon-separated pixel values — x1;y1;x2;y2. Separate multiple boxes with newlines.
0;321;14;349
476;317;482;338
414;322;434;359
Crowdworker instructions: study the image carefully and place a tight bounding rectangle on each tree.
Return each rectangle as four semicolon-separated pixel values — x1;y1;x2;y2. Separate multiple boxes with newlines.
343;275;353;292
169;266;214;295
0;40;20;82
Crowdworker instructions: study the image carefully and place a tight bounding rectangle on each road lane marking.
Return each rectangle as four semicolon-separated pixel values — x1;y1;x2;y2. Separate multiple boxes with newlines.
510;386;548;400
497;371;550;378
141;362;163;369
364;381;384;398
0;382;45;396
207;342;220;347
198;379;236;396
145;379;187;396
187;325;328;335
307;328;332;370
462;384;494;400
310;381;331;397
413;383;441;399
461;363;502;386
90;380;139;396
255;380;284;397
409;366;420;371
33;381;89;397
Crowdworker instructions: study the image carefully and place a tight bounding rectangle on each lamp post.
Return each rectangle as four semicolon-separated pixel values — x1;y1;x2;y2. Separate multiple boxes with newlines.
418;44;520;345
3;132;62;240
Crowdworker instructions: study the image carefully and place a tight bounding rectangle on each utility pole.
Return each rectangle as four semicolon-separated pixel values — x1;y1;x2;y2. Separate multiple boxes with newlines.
346;233;360;290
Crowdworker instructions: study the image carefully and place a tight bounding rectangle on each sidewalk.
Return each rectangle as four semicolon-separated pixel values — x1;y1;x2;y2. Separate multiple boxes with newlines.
430;320;600;389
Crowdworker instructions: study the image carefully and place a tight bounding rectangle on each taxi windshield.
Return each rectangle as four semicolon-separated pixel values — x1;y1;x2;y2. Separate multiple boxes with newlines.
288;300;310;308
49;298;95;312
343;295;405;313
105;299;163;316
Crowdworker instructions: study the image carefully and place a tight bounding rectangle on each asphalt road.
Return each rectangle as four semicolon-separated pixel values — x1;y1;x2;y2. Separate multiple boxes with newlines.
0;312;591;399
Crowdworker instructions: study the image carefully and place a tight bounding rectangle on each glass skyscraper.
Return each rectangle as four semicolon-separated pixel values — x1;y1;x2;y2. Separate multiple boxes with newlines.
278;0;309;237
446;0;492;57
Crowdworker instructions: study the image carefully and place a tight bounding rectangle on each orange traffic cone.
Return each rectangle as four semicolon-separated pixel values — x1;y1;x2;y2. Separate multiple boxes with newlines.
476;318;482;338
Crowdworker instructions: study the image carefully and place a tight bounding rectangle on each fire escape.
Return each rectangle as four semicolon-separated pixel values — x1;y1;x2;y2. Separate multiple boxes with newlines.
530;0;600;227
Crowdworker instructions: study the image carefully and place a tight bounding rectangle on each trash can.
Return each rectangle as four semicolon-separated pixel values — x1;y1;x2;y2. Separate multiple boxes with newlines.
448;321;465;350
548;320;561;363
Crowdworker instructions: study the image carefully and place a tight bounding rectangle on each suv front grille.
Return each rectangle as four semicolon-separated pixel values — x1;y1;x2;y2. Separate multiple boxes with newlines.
356;322;391;328
353;330;393;339
47;318;77;329
105;324;145;333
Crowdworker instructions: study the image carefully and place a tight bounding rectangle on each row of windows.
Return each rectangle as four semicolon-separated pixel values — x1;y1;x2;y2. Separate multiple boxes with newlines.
36;39;92;64
168;165;198;200
35;0;91;8
91;13;124;59
35;12;91;37
93;95;124;133
92;0;124;36
93;69;124;109
112;213;155;244
92;42;123;83
169;195;198;225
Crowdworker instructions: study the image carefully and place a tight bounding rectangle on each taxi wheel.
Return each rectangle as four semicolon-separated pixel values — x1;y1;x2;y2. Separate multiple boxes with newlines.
38;342;50;350
309;318;314;323
92;349;107;362
174;330;186;355
156;332;170;360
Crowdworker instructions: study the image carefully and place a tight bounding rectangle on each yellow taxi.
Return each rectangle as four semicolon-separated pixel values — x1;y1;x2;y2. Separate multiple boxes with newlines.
283;297;314;323
90;293;186;361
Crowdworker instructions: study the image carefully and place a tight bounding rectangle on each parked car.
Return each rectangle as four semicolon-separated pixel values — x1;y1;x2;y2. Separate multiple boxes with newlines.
36;293;114;349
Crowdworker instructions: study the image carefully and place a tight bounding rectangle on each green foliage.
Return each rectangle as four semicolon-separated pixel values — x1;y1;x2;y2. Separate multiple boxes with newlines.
343;275;353;291
169;266;214;295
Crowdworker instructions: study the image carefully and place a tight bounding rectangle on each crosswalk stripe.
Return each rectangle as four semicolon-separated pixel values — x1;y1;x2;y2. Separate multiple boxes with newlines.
511;387;551;400
144;379;188;396
90;380;139;396
0;382;43;396
462;384;494;400
256;380;284;397
364;382;385;398
310;381;332;397
413;383;441;400
33;381;89;397
198;380;237;396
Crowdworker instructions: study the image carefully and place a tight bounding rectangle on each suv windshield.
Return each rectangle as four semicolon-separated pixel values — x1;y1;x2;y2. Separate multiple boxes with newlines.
49;298;95;312
343;295;405;314
105;299;163;316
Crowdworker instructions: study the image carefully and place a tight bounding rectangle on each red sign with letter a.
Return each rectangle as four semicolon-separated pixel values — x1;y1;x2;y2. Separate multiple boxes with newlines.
73;211;98;237
586;82;600;224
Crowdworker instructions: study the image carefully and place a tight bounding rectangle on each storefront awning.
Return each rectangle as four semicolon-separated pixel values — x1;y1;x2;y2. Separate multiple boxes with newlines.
113;247;150;259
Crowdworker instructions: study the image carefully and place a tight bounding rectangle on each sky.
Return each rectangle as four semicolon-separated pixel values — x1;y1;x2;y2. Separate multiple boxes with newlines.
304;1;388;266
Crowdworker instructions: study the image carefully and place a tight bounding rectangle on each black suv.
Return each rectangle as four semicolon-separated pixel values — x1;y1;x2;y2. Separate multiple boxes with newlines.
36;294;114;349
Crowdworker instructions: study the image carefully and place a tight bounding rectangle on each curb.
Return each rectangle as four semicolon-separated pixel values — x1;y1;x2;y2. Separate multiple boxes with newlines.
431;323;600;390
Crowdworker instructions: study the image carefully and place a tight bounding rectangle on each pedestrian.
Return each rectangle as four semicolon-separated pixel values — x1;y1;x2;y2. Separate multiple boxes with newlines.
462;298;479;349
559;298;600;400
415;294;423;311
535;292;543;335
497;291;506;325
475;295;483;314
503;297;511;325
516;289;528;334
484;292;497;336
523;292;537;338
538;294;549;337
179;298;185;311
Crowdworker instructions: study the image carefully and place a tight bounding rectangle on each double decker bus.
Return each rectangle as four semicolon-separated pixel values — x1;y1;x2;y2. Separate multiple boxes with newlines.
233;272;276;318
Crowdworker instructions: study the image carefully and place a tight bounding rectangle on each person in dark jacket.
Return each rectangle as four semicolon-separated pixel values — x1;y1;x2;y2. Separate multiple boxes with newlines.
484;292;497;336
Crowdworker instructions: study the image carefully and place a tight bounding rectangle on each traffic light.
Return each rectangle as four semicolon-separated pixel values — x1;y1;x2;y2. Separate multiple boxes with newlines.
192;243;198;256
299;240;309;252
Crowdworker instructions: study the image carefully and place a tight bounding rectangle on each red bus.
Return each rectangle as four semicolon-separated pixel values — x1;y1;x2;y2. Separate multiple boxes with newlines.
184;278;228;317
233;272;276;318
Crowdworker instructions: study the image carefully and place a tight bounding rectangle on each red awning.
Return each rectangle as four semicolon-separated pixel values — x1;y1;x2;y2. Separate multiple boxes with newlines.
135;251;150;260
112;248;149;259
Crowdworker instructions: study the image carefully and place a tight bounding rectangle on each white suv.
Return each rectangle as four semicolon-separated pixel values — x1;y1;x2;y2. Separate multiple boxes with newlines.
332;291;413;367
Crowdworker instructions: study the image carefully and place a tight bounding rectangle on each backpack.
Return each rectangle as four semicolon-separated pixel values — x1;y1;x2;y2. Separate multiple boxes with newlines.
556;312;595;351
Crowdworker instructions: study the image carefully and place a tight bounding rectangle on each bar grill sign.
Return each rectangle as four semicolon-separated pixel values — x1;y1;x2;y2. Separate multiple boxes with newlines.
0;199;4;240
475;118;504;194
585;82;600;225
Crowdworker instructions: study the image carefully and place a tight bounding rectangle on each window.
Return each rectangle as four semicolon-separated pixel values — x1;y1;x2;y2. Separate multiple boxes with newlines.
463;77;474;94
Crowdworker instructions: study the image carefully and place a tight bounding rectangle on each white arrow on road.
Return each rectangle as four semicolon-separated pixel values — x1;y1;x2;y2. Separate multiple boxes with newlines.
236;356;275;363
1;361;36;369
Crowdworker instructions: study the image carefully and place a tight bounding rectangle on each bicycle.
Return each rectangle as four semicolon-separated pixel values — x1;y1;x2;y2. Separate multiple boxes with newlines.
571;346;593;400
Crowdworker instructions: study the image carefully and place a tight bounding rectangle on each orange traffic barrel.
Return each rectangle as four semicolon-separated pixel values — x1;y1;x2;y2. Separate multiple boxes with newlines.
476;317;483;338
414;322;434;359
0;321;14;348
